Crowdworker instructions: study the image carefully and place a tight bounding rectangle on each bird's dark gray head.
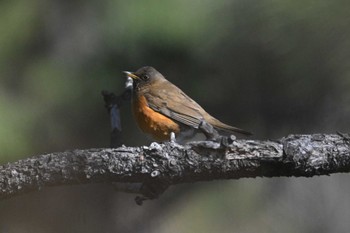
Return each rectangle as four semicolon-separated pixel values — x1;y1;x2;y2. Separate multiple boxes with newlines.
123;66;165;88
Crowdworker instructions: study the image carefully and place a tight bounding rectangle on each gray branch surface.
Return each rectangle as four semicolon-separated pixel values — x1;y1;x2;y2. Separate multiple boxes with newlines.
1;134;350;202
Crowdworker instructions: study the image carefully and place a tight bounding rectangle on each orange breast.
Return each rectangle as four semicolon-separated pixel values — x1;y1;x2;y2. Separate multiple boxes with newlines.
133;95;180;141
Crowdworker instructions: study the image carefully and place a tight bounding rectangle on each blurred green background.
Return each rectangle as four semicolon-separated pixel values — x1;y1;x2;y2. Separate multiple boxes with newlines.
0;0;350;232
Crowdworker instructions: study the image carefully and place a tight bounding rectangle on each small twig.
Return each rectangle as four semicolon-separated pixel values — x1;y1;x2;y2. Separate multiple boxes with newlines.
101;77;133;148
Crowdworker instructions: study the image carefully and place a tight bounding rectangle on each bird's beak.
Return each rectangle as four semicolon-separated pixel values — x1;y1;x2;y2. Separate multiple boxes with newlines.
123;71;140;80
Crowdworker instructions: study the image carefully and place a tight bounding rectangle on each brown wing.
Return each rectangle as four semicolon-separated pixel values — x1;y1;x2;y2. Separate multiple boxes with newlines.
144;81;206;129
144;80;252;135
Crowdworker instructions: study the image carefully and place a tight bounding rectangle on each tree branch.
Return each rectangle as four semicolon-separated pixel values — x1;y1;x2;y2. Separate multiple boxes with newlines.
1;133;349;204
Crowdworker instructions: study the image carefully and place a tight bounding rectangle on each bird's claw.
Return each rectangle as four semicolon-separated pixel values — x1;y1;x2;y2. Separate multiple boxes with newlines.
170;132;176;143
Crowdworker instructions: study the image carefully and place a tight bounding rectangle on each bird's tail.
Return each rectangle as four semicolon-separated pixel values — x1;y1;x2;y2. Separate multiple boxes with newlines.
206;117;252;136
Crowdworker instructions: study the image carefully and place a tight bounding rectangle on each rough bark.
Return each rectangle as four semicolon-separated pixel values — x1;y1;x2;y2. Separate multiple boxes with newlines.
0;133;349;203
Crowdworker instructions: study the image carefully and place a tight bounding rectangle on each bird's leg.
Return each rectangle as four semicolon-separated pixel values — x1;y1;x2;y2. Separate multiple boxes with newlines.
199;120;221;141
198;120;236;147
170;132;176;143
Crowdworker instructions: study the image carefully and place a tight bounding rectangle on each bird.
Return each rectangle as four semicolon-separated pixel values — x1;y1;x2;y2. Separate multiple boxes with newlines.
123;66;252;142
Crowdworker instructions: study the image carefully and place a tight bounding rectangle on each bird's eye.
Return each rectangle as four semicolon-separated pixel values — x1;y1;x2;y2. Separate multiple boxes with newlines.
142;75;150;81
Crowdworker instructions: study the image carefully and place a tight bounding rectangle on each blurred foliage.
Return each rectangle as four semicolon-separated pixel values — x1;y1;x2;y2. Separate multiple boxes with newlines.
0;0;350;232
